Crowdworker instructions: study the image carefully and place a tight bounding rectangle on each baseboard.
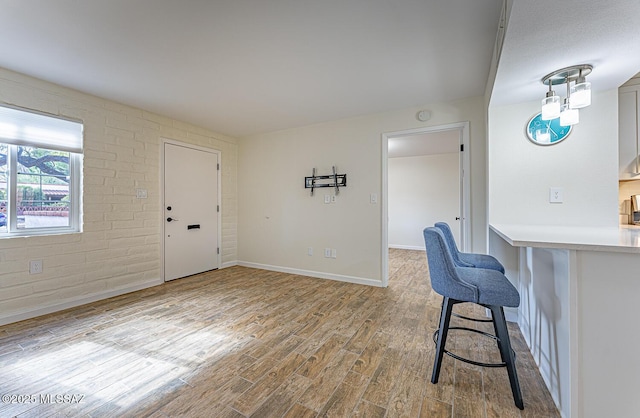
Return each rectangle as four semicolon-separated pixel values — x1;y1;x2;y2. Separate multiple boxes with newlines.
0;278;163;327
237;261;384;287
221;261;238;269
484;307;518;323
504;306;518;323
389;244;425;251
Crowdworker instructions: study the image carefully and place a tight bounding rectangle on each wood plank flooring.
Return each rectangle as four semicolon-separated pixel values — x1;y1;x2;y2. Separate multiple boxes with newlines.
0;249;560;417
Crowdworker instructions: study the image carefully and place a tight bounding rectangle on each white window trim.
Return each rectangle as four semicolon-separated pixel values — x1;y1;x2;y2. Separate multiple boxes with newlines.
0;104;83;238
1;145;82;237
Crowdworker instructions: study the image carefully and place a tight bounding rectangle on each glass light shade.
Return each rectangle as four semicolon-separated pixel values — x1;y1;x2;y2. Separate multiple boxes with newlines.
541;95;561;120
570;81;591;109
560;103;579;126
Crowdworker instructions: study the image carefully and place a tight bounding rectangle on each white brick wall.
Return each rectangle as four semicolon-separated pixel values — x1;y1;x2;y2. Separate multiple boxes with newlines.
0;68;238;325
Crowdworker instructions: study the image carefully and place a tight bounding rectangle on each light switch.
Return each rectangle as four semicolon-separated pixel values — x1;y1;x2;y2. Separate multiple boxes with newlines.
370;193;378;204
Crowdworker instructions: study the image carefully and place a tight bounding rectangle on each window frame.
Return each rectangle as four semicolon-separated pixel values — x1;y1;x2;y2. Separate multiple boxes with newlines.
0;105;83;238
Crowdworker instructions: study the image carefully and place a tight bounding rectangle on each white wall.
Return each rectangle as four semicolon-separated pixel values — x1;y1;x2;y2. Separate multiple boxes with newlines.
388;153;459;250
0;67;238;325
488;89;619;227
237;96;487;284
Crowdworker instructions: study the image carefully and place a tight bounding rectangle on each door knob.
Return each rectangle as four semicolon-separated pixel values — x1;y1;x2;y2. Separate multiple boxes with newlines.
166;206;172;211
455;217;461;220
167;217;178;222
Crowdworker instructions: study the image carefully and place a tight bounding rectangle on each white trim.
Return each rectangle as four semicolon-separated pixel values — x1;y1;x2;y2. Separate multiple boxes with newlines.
503;307;518;323
460;121;471;250
0;278;162;327
161;138;222;282
381;135;389;287
569;249;580;418
483;307;520;323
381;121;472;285
0;145;82;237
221;261;238;269
388;244;425;251
237;261;384;288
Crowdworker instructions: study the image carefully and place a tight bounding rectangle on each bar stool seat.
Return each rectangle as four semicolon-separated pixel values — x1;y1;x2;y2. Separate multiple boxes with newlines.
423;226;524;410
435;222;505;273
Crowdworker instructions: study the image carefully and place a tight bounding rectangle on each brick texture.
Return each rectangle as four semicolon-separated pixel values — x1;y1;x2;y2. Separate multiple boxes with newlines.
0;68;238;323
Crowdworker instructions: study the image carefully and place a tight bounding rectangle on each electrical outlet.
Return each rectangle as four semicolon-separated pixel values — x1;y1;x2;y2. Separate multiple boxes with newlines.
136;188;148;199
331;195;336;203
324;248;331;258
29;260;43;275
308;247;313;256
549;187;564;203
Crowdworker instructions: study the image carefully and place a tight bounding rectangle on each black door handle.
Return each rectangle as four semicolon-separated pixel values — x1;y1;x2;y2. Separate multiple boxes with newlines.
455;217;461;220
167;217;178;222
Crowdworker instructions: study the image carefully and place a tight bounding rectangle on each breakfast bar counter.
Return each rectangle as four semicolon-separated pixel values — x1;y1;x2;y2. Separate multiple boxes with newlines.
489;224;640;418
490;223;640;253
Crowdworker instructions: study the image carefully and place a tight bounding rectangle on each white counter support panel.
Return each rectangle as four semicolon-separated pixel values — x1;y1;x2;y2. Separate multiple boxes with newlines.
489;224;640;418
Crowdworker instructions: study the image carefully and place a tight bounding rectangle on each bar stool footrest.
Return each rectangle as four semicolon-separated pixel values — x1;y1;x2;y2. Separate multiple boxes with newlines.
452;312;493;323
432;327;516;368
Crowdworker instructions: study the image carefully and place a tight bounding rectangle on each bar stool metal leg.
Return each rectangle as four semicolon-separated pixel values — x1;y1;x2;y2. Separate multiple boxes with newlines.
490;305;524;410
431;296;454;384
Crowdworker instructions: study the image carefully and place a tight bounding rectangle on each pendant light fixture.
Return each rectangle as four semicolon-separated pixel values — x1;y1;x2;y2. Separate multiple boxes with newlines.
560;78;579;126
541;64;593;126
541;83;560;120
570;68;592;109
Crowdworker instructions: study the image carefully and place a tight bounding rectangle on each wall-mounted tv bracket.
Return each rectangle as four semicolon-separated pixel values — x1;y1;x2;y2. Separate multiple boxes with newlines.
305;166;347;196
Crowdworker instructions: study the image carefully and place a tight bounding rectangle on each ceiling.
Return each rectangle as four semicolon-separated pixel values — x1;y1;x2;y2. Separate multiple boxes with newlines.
2;1;639;139
491;0;640;107
0;0;503;138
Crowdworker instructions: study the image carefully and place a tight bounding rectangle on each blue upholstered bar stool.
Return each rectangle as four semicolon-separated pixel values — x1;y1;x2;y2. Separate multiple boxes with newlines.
435;222;505;273
423;227;524;410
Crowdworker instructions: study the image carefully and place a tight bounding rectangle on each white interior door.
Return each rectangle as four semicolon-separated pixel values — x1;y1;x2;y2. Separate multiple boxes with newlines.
164;142;219;281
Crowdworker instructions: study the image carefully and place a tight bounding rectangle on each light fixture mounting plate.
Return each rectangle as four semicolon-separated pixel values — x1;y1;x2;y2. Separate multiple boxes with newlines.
542;64;593;86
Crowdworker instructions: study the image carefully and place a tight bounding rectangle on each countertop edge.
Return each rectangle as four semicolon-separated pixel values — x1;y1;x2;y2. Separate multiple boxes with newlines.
489;224;640;253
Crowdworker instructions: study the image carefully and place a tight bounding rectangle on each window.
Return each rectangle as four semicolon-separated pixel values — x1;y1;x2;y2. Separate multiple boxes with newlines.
0;104;82;236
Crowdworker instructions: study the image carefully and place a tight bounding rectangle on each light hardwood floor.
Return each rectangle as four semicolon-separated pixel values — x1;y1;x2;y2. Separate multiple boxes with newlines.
0;249;560;417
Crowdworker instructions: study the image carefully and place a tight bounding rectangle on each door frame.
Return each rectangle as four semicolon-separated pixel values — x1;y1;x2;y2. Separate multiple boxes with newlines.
161;138;222;282
381;121;470;287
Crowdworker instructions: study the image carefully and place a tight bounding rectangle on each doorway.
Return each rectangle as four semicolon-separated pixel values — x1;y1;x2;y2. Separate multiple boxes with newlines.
162;140;221;281
381;122;470;286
